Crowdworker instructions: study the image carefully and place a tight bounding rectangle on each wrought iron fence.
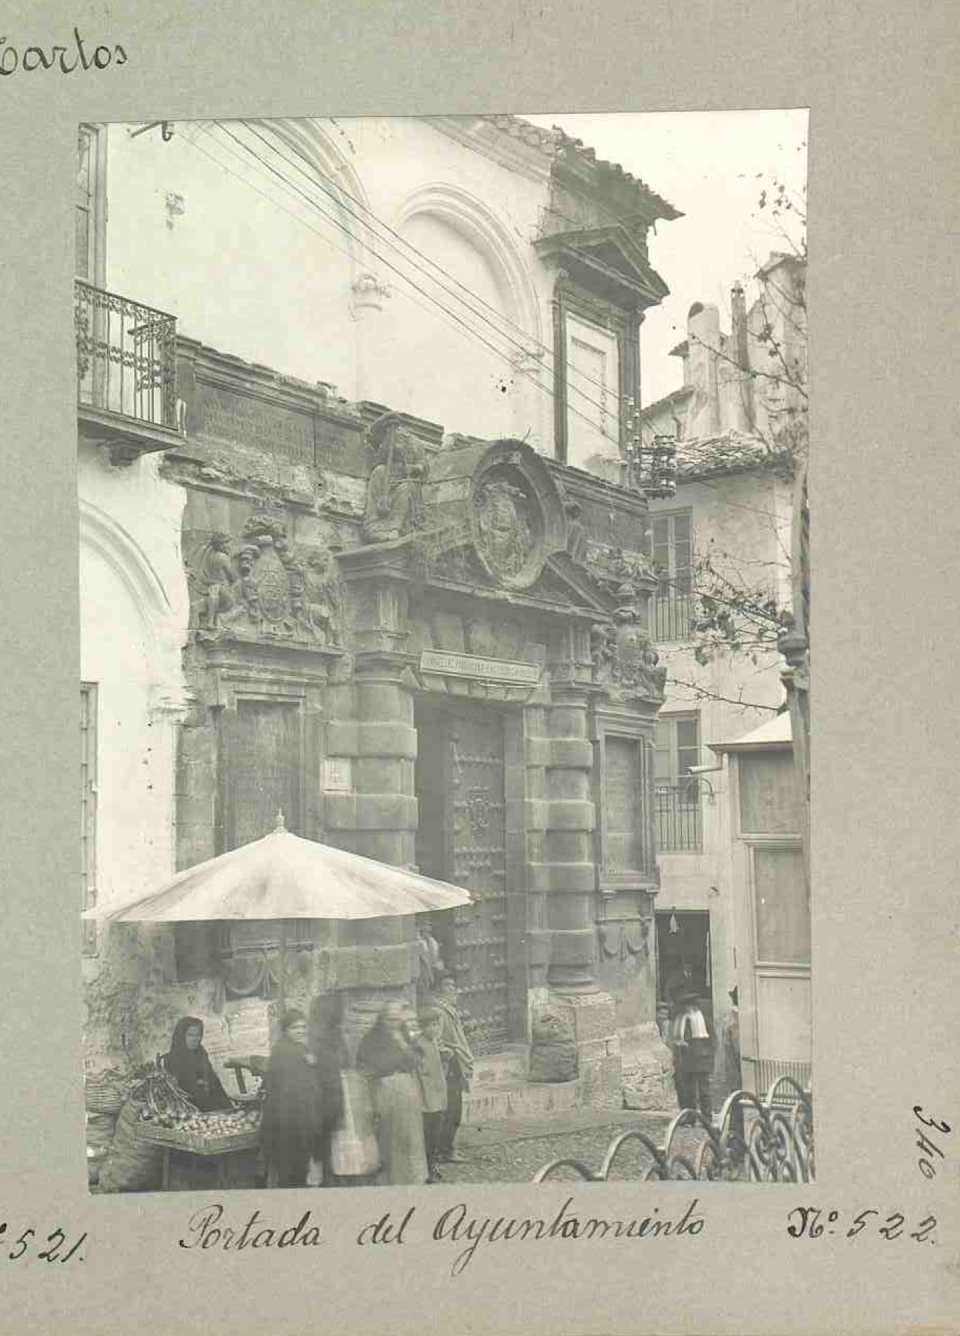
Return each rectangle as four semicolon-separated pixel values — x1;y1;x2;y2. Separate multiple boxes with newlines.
655;784;702;852
653;591;693;643
533;1078;814;1183
75;279;178;428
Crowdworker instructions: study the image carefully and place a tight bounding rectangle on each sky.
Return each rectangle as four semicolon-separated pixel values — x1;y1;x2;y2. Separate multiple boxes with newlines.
523;109;808;407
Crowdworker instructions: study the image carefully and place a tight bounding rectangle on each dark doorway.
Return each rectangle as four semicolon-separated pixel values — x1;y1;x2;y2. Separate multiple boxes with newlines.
656;909;713;1022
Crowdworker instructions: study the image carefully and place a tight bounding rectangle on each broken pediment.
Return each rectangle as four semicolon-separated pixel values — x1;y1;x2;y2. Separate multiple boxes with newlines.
534;225;669;308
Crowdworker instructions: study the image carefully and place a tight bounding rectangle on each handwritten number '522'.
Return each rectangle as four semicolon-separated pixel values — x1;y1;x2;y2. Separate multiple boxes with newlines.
846;1210;878;1238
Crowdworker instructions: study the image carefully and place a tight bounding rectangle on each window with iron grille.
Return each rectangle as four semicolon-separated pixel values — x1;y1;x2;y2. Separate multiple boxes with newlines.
80;684;98;955
654;713;702;852
651;510;693;642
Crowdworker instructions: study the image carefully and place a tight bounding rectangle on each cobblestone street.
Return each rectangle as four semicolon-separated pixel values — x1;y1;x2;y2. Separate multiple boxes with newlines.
436;1109;721;1184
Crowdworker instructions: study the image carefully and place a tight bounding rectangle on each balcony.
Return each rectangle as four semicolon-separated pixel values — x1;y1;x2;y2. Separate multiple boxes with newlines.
75;279;184;465
653;590;694;643
655;783;702;852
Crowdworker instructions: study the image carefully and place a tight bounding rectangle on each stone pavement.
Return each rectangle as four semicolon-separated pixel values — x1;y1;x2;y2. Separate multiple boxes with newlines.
459;1102;675;1152
440;1104;714;1185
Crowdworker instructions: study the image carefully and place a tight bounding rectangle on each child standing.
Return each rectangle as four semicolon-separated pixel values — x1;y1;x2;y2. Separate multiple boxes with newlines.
416;1007;448;1182
431;972;474;1164
672;987;716;1122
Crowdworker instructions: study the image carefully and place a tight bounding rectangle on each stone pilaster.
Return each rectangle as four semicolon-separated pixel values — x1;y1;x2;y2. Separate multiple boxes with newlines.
325;548;420;1011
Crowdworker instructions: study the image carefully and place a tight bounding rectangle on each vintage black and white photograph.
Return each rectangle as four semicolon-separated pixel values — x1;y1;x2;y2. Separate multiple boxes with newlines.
77;109;811;1195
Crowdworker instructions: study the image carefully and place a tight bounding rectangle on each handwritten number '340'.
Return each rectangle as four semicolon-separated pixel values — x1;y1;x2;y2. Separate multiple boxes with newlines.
914;1106;952;1180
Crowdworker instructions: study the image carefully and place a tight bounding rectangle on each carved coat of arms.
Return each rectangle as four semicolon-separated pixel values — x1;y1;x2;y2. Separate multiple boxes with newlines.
190;514;341;647
591;597;667;700
475;475;535;580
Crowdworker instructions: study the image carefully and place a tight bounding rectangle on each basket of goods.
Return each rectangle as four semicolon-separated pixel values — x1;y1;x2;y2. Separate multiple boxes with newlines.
85;1068;130;1117
131;1058;262;1152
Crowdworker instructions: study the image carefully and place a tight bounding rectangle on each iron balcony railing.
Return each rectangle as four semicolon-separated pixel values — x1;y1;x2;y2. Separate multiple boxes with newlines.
653;590;694;642
75;279;178;429
655;783;702;852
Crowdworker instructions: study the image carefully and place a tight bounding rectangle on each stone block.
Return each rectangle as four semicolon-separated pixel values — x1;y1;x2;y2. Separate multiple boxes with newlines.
542;738;595;770
547;929;597;967
543;799;595;831
524;799;548;831
620;1021;676;1112
326;721;360;755
533;861;597;893
524;736;551;768
357;722;418;759
332;943;415;989
528;1002;577;1083
525;930;551;968
323;792;357;829
576;1055;623;1111
352;793;418;830
564;991;619;1043
355;757;404;793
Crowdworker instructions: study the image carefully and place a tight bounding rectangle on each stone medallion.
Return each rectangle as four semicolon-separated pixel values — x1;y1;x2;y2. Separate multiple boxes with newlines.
472;464;541;586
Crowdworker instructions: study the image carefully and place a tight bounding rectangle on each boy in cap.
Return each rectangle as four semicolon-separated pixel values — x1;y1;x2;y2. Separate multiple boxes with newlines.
672;986;716;1122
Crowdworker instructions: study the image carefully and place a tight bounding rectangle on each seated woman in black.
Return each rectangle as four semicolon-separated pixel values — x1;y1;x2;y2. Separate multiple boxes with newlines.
163;1016;232;1112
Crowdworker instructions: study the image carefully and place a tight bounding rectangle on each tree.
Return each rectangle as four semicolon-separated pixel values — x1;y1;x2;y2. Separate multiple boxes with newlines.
656;173;808;715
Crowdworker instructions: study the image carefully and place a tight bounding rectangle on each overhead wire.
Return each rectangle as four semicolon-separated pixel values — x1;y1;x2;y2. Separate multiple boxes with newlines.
235;116;644;417
210;119;631;437
180;126;623;448
182;119;778;518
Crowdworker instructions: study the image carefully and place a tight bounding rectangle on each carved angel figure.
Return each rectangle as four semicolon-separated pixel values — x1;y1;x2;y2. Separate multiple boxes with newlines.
197;532;237;629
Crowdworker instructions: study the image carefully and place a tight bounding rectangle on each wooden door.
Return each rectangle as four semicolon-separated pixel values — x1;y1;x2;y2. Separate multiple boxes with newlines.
448;709;509;1054
415;702;509;1054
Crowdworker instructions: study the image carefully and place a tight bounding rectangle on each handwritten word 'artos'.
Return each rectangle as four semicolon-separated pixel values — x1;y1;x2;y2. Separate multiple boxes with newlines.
0;29;127;75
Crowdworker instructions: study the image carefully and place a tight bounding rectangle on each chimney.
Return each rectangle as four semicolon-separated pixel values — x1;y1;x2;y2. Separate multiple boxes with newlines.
687;302;722;437
730;281;754;431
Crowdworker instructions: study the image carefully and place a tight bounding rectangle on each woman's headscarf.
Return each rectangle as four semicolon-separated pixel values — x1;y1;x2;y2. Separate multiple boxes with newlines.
169;1015;204;1057
165;1017;208;1095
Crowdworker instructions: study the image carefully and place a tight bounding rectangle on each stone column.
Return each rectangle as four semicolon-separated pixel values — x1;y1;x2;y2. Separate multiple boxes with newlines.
325;558;420;1044
535;624;623;1109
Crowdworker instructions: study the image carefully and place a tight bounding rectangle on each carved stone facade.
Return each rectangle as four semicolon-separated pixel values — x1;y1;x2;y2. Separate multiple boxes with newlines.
157;343;668;1111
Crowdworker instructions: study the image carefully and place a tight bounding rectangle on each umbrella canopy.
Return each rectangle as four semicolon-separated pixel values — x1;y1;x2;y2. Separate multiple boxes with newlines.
84;813;472;924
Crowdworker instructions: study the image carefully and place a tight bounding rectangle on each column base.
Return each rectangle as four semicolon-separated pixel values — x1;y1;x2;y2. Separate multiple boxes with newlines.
550;989;623;1112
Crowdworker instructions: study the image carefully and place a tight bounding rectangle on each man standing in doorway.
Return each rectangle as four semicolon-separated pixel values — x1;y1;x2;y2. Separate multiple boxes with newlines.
431;973;474;1164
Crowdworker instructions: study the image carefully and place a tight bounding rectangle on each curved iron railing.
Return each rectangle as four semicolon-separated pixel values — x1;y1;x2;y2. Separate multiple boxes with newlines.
533;1078;813;1184
75;279;178;429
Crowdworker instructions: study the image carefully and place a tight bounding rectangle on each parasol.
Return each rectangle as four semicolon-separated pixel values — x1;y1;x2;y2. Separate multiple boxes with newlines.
84;812;471;1013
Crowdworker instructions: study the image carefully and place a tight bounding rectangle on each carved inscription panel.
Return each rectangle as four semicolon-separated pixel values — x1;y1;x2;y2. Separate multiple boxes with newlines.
605;735;643;874
222;700;303;850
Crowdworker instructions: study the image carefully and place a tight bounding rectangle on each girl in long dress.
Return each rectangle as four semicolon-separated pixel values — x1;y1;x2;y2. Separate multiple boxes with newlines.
356;1002;428;1186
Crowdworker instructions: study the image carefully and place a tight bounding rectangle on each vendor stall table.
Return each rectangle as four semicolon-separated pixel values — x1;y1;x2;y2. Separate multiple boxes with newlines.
136;1125;261;1191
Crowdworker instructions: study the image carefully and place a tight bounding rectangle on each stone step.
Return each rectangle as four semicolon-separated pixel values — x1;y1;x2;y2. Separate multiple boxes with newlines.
463;1078;579;1125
